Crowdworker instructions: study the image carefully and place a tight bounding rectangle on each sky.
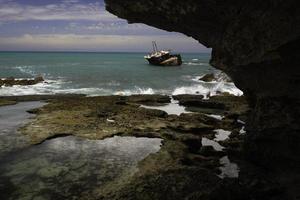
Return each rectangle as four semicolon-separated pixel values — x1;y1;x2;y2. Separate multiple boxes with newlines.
0;0;209;52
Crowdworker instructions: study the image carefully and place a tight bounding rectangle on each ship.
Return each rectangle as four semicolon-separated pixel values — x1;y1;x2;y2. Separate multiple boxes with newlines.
144;41;182;66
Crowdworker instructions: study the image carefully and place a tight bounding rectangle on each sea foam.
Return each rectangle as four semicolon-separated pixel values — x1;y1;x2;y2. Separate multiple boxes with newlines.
172;81;243;98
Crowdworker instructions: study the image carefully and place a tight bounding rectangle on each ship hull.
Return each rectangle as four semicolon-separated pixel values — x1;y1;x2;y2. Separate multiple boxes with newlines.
146;54;182;66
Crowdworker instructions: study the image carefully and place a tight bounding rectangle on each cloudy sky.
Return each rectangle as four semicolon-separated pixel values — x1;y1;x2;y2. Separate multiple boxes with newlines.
0;0;209;52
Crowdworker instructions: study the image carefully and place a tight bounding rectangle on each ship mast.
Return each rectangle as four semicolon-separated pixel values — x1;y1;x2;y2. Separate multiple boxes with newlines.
152;41;158;53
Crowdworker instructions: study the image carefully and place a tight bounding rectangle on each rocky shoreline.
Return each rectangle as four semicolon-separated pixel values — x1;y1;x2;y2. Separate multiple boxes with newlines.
0;76;44;87
0;93;289;199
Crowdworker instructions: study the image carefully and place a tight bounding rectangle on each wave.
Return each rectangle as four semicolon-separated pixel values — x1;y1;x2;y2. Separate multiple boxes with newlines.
1;80;242;98
183;62;206;66
0;80;158;97
14;66;38;77
114;87;155;96
14;65;54;80
1;72;243;98
106;81;121;87
172;81;243;98
0;79;64;96
192;72;232;83
0;80;116;97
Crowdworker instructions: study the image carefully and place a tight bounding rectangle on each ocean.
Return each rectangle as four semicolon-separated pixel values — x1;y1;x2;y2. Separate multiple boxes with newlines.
0;52;242;97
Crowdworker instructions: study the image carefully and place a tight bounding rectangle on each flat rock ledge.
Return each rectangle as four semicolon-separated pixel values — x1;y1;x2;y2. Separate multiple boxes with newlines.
0;94;286;199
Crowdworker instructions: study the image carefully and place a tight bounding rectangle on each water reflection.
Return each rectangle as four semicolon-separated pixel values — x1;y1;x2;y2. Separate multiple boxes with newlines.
0;102;162;200
0;101;46;157
140;98;190;116
0;136;162;200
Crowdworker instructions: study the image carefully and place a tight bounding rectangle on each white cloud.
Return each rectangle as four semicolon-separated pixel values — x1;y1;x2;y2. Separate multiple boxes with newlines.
0;1;118;22
0;34;208;52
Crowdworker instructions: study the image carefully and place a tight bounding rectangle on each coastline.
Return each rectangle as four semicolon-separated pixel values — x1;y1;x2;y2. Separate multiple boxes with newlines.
0;93;259;199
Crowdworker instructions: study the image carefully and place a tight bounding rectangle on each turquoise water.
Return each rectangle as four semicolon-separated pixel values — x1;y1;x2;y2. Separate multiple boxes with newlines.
0;52;242;96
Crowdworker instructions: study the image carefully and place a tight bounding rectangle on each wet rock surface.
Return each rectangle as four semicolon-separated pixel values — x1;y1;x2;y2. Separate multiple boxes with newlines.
0;94;287;200
199;73;216;82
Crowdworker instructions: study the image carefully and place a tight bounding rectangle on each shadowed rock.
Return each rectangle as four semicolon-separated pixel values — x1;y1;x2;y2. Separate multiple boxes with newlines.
104;0;300;162
105;0;300;198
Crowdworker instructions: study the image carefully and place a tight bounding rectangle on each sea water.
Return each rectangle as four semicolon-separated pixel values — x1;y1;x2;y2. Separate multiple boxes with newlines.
0;52;243;97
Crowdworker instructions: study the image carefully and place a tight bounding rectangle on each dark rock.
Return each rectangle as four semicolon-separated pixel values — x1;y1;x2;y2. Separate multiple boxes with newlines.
199;73;215;82
0;76;44;87
199;146;226;157
168;122;214;133
128;95;170;105
105;0;300;198
138;107;168;118
173;94;225;109
104;0;300;161
26;108;40;114
179;134;202;153
173;94;204;101
115;96;127;105
216;91;234;96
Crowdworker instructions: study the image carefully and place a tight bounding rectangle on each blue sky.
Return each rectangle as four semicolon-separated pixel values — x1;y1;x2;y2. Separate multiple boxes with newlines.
0;0;209;52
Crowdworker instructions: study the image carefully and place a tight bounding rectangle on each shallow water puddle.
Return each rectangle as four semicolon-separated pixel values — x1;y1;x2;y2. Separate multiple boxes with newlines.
0;102;162;200
218;156;240;179
213;129;231;142
205;114;224;120
201;138;225;151
201;129;239;179
239;126;246;134
0;101;46;157
140;98;190;116
0;136;162;200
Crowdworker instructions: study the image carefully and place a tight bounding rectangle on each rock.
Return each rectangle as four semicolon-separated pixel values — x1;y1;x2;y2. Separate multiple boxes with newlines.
138;107;168;118
168;122;214;133
199;73;215;82
34;76;44;83
216;91;234;97
105;0;300;198
0;76;44;87
199;146;226;157
178;134;202;153
104;0;300;164
173;94;225;109
128;95;170;105
173;94;204;101
26;108;40;114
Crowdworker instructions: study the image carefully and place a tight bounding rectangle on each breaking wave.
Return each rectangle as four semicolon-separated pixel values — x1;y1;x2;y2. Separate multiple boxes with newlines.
15;66;40;77
0;80;158;97
0;79;243;98
114;87;155;96
172;81;243;98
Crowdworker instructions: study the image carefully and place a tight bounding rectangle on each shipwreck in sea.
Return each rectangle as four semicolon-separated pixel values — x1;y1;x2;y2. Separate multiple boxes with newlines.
144;41;182;66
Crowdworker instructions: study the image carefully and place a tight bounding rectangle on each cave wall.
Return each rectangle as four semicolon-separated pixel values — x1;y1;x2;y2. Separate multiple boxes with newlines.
104;0;300;167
